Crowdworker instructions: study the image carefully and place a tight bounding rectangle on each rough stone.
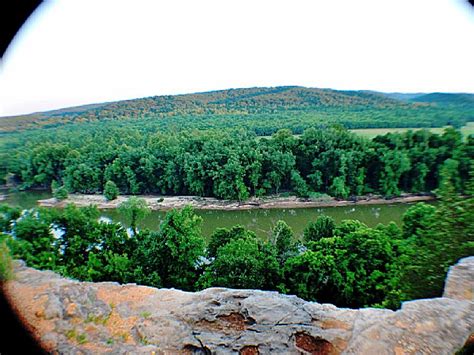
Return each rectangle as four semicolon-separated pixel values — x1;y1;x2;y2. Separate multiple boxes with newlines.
3;257;474;354
443;256;474;301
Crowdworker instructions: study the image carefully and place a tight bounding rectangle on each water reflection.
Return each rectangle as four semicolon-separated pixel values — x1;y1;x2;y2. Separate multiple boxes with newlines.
102;203;423;239
2;190;433;239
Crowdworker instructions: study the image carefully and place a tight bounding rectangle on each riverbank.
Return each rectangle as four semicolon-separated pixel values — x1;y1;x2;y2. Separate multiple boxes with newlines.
37;193;436;211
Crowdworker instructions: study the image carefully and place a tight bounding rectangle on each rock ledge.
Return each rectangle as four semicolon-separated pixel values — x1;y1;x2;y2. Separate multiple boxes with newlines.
3;257;474;354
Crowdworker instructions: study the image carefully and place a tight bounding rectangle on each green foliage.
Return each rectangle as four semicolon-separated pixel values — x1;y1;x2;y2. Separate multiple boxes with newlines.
1;191;471;310
436;159;461;200
104;180;119;201
1;120;472;306
399;189;474;300
285;226;400;308
379;150;411;197
335;219;367;237
207;225;256;258
303;215;336;243
329;176;349;199
401;203;436;239
290;170;309;197
133;206;205;290
283;248;341;303
2;124;472;201
0;238;13;281
0;204;21;233
118;197;150;236
199;235;280;290
11;208;58;270
271;220;298;265
53;185;69;200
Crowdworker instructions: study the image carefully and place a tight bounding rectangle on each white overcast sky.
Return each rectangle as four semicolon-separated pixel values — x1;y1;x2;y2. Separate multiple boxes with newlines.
1;0;473;117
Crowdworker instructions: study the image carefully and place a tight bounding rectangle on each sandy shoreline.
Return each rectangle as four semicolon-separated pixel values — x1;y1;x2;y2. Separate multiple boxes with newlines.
36;193;436;211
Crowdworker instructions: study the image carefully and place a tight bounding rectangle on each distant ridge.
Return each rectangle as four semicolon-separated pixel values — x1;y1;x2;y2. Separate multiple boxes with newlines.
377;92;427;101
1;86;473;132
410;92;474;106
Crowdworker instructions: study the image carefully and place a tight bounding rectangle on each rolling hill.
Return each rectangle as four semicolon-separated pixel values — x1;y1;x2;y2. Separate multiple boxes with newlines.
0;86;473;133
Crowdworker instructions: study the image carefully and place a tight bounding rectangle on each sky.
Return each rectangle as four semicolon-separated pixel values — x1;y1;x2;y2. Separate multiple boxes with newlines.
0;0;473;117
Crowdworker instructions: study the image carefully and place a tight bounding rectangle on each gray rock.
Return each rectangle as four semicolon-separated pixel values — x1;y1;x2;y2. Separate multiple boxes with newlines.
44;294;64;319
3;257;474;354
443;256;474;301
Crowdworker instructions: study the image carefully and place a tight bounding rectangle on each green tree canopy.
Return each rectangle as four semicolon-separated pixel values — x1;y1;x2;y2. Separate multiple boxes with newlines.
104;180;119;201
133;206;205;290
118;197;150;236
198;237;280;290
303;215;336;243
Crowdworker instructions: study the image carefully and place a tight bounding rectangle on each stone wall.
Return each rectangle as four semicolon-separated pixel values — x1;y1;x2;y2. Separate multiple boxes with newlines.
3;257;474;354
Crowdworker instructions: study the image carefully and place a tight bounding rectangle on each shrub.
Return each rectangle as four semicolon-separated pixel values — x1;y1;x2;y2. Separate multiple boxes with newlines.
54;185;69;200
303;215;336;243
198;237;280;290
0;239;13;282
104;181;119;201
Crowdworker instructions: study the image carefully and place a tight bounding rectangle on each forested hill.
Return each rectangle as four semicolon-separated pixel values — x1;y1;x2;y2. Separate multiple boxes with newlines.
1;86;473;133
382;92;474;106
409;93;474;106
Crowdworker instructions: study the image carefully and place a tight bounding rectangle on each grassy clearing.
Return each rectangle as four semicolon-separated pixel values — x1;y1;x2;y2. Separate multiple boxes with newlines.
256;123;473;141
350;123;473;139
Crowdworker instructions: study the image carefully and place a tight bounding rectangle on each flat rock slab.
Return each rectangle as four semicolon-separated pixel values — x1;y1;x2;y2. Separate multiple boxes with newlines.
3;257;474;354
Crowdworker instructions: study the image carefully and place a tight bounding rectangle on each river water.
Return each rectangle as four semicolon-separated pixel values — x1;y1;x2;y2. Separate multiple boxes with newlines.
2;190;428;239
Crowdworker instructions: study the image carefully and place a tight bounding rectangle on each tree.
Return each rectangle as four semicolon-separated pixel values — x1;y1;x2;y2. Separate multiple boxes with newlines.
436;159;461;199
329;176;349;199
53;185;68;200
199;237;280;290
291;170;309;197
79;222;136;283
285;226;400;308
11;209;59;270
207;225;256;258
335;219;367;237
213;157;249;201
104;180;119;201
401;203;436;239
52;205;101;278
411;162;429;192
64;163;101;193
0;204;21;233
303;215;336;243
133;206;205;290
337;228;399;308
271;220;297;265
379;150;411;197
283;249;341;303
19;143;69;189
399;187;474;300
118;197;150;236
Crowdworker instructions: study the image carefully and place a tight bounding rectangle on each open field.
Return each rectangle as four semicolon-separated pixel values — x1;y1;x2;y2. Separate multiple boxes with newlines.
350;122;474;139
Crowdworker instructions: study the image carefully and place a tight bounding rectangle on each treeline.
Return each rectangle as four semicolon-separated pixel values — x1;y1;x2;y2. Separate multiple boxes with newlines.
3;125;473;200
0;107;470;135
1;173;472;308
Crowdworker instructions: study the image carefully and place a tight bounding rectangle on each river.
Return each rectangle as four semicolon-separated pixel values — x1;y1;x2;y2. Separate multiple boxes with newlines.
1;190;429;239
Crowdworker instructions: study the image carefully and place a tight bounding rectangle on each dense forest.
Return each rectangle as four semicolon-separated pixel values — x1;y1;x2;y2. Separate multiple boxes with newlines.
1;172;473;309
1;124;472;200
1;87;473;132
